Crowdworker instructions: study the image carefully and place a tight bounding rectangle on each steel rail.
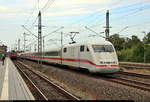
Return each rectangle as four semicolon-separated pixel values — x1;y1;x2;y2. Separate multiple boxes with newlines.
117;71;150;79
119;63;150;69
17;58;150;94
101;75;150;93
15;60;80;100
14;61;48;100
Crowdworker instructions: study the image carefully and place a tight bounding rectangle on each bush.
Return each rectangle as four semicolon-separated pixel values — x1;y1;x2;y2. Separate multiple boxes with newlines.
146;46;150;63
117;48;132;62
117;43;145;63
0;52;2;61
130;43;144;62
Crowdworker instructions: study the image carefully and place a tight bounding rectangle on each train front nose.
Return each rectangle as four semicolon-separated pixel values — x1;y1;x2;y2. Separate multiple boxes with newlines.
91;44;120;73
101;65;120;73
91;65;120;73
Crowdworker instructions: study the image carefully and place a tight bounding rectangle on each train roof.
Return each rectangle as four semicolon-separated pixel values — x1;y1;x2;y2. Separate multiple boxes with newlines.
22;40;113;53
44;47;61;52
63;40;113;48
45;40;113;51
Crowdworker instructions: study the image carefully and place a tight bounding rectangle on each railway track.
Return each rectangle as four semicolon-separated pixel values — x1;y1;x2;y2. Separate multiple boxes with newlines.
13;60;80;100
110;76;150;92
117;71;150;79
17;59;150;95
98;73;150;93
119;62;150;69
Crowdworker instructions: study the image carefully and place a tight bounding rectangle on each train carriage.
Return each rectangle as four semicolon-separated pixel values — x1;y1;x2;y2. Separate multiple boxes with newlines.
20;40;120;74
61;40;119;73
9;50;18;60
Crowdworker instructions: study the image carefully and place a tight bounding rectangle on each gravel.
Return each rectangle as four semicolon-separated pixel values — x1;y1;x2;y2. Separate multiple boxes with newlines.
21;59;150;100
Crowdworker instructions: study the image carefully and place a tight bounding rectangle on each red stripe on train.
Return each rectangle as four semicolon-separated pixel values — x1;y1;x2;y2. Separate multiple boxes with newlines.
23;56;120;67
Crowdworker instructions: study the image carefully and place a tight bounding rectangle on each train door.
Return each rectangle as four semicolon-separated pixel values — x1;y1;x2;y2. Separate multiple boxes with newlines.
79;45;91;68
72;46;80;67
78;46;80;67
79;45;85;68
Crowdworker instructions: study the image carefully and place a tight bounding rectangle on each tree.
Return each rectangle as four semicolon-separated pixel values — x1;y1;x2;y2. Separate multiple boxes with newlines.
117;42;144;62
127;35;141;49
145;46;150;63
143;32;150;44
109;34;125;51
130;43;144;62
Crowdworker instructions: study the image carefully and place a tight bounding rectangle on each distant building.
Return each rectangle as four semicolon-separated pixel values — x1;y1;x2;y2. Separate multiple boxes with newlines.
0;45;7;54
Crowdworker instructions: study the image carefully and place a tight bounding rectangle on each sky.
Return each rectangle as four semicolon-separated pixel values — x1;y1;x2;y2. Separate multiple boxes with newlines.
0;0;150;51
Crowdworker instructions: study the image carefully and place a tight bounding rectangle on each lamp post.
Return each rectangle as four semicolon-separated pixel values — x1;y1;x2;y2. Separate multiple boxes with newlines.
142;31;146;63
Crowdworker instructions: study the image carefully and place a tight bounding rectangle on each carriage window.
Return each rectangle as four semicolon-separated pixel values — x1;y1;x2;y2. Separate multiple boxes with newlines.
64;48;67;53
87;47;89;52
45;51;59;56
92;45;114;52
80;45;84;52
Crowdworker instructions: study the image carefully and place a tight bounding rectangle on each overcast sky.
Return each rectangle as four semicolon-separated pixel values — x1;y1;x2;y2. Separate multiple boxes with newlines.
0;0;150;51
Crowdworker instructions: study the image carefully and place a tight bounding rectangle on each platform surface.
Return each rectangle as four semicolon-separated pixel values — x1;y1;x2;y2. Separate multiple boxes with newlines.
0;57;34;100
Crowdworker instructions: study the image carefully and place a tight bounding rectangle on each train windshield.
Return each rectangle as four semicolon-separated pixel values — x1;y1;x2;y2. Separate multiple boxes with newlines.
92;45;114;52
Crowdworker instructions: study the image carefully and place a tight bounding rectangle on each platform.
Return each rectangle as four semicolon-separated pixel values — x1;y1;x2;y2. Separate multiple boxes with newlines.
0;57;35;100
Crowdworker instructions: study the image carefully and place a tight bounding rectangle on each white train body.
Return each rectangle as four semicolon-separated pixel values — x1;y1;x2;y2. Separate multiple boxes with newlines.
21;40;120;74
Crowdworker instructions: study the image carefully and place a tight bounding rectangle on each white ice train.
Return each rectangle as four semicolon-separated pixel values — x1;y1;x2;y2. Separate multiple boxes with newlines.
20;40;120;73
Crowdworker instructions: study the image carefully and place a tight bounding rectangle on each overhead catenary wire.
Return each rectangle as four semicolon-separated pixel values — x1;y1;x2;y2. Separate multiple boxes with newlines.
44;0;55;13
29;15;38;30
88;0;150;28
26;39;37;48
127;20;150;28
41;0;51;11
45;1;118;33
111;5;150;22
63;11;106;28
41;0;56;13
22;0;150;49
62;0;124;28
62;0;148;30
75;2;150;40
24;0;39;26
111;0;150;14
88;3;150;29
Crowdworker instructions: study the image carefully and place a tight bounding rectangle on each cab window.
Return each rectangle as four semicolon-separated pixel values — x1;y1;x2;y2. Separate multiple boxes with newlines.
92;45;114;52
